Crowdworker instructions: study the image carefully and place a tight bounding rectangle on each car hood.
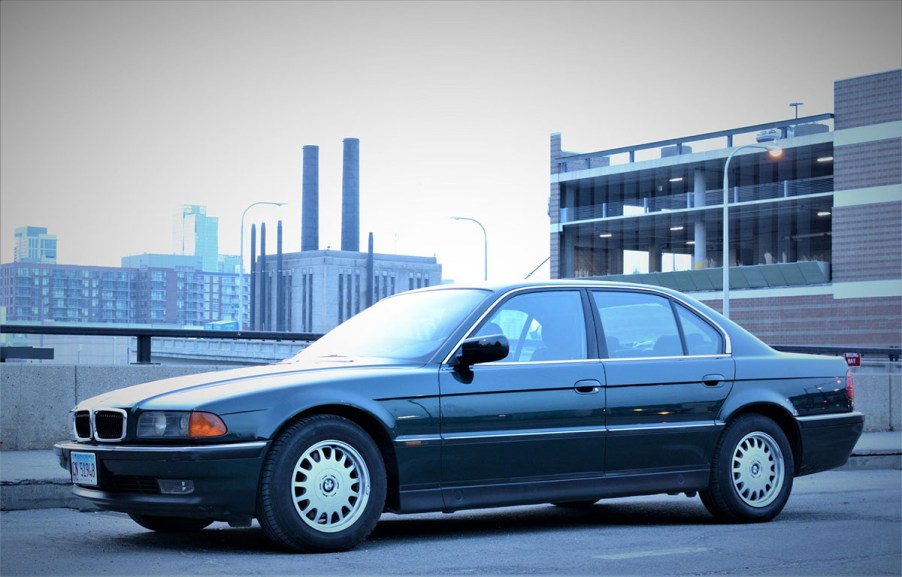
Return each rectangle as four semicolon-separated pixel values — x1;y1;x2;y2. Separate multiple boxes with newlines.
77;357;425;411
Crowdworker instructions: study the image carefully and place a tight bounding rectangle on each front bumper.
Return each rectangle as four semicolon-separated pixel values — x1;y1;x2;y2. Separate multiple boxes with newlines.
795;411;865;476
54;440;269;521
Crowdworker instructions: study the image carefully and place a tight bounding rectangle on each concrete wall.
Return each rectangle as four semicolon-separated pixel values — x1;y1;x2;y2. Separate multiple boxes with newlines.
1;364;232;451
851;360;901;432
1;360;898;451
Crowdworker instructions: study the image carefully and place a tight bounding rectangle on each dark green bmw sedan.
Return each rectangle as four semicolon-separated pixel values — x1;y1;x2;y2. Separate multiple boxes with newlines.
55;281;863;552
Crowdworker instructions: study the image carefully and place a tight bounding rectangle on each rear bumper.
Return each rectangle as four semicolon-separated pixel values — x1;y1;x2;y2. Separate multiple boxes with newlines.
795;411;864;476
54;440;269;521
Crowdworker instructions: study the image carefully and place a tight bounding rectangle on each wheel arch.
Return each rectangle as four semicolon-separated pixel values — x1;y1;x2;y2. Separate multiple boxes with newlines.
721;403;802;475
266;404;401;512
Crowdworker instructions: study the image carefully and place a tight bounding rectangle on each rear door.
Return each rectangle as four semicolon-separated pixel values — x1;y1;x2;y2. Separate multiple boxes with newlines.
592;289;734;475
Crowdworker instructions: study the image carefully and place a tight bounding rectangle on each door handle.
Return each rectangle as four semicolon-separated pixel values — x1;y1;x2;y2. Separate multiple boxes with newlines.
703;374;726;387
575;379;602;394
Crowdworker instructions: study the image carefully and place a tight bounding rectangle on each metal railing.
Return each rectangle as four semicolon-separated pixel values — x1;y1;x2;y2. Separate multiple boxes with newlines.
772;345;900;362
0;324;323;364
555;113;835;172
3;325;898;363
560;176;834;224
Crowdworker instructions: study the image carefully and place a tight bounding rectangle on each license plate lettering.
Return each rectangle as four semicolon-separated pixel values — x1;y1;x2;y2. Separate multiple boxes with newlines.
70;452;98;486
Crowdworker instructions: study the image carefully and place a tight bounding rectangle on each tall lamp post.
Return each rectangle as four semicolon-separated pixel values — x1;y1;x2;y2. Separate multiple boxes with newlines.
240;201;286;329
722;145;782;318
451;216;488;281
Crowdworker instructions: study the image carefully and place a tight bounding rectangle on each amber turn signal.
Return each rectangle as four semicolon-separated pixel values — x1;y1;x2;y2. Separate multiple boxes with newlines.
189;412;228;438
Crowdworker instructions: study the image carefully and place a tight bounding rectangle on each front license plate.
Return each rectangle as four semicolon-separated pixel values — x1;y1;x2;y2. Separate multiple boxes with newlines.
70;451;98;486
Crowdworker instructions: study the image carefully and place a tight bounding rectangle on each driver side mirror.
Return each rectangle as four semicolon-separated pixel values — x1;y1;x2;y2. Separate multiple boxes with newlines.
454;334;509;370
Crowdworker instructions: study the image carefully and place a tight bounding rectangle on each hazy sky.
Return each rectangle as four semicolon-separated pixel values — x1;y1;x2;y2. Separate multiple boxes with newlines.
2;1;900;283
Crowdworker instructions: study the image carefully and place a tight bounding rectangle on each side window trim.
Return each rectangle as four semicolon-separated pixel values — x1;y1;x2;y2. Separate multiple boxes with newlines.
668;298;689;356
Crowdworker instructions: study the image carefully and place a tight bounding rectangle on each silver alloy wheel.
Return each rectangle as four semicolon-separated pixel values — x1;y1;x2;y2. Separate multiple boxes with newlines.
292;439;371;533
730;431;785;508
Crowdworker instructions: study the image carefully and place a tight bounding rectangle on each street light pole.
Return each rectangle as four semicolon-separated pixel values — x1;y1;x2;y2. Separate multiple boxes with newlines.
240;201;286;329
722;145;782;318
451;216;488;282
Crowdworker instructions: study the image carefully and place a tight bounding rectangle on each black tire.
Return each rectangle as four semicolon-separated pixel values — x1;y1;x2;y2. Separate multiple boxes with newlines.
257;415;387;553
700;414;794;523
128;514;214;533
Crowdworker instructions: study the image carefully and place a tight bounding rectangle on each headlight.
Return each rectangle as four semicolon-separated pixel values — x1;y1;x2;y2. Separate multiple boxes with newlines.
137;411;227;438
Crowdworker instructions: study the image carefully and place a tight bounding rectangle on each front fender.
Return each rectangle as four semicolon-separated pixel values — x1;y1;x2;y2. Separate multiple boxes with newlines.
249;387;402;441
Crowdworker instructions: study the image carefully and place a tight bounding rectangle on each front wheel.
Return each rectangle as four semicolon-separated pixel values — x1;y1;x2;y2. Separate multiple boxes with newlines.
257;415;387;553
128;514;213;533
700;414;794;523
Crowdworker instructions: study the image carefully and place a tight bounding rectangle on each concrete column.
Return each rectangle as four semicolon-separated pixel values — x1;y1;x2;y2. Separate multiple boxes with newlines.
796;208;811;261
758;210;774;264
778;208;793;263
693;169;707;268
608;244;624;275
648;240;662;273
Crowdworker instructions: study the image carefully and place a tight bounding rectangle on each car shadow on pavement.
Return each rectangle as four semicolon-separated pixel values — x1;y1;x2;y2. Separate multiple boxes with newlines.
112;498;715;553
369;499;712;543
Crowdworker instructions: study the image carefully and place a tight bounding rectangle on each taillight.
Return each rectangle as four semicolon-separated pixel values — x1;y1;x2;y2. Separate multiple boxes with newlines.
845;369;855;406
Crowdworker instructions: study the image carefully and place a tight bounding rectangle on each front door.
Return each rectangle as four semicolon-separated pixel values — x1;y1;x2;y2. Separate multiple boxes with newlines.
438;289;606;509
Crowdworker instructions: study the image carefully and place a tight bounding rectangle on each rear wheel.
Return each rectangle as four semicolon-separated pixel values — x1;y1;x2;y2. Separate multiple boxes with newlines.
257;415;387;552
128;514;213;533
700;414;794;522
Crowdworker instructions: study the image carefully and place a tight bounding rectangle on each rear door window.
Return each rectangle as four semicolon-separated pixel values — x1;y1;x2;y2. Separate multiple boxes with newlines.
593;291;683;358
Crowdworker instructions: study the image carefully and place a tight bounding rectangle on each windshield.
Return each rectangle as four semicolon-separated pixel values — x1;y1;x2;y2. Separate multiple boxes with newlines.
289;288;490;363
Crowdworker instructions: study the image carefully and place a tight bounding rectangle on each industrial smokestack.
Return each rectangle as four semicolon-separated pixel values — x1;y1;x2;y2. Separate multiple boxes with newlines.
277;220;284;332
260;223;268;330
341;137;360;252
249;224;257;330
302;145;319;251
366;232;374;308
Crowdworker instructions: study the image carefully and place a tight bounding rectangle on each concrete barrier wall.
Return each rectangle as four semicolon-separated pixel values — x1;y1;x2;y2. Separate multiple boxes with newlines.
1;364;231;451
1;360;899;451
850;360;901;432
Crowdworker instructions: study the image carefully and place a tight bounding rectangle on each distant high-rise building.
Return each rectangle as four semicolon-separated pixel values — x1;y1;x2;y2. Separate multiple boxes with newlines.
1;259;243;327
173;205;219;273
14;226;57;264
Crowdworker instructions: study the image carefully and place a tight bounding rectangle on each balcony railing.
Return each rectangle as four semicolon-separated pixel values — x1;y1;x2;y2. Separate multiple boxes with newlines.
561;176;833;224
555;113;835;173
